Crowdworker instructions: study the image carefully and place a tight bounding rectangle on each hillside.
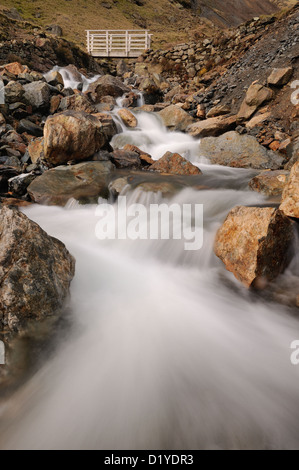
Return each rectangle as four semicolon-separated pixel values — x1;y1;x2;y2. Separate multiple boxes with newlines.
0;0;296;50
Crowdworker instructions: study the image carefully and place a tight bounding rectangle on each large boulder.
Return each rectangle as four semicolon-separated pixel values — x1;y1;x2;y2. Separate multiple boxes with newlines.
87;75;130;103
43;110;106;165
0;206;75;332
199;131;285;170
237;82;273;121
280;161;299;218
158;105;195;132
214;206;294;288
249;170;289;197
23;81;51;111
187;115;236;138
149;151;201;175
28;161;114;206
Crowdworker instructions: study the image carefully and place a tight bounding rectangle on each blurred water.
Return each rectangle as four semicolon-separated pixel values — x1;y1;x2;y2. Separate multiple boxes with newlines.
1;105;299;450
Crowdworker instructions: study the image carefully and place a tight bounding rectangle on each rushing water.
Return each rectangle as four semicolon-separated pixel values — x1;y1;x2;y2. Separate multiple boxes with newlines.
1;81;299;450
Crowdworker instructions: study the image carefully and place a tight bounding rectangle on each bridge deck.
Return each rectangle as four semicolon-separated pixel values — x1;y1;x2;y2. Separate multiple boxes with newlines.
86;30;152;58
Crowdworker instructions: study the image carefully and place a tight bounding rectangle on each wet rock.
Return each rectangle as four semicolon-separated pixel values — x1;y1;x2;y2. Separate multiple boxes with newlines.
187;115;237;138
122;144;154;166
28;161;114;206
158;105;195;132
280;161;299;218
8;173;37;197
17;119;43;137
214;206;294;288
110;149;141;169
0;206;75;332
59;93;96;114
109;177;129;198
267;67;293;86
23;81;50;111
199;131;285;169
117;109;137;128
43;110;106;166
249;170;289;197
149;152;201;175
87;75;130;103
45;70;64;87
136;181;178;197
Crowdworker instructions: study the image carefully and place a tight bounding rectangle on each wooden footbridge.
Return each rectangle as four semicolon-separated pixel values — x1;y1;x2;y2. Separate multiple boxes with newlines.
86;30;152;58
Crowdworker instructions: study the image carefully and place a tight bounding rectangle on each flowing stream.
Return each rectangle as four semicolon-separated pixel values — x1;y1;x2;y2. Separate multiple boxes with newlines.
1;79;299;450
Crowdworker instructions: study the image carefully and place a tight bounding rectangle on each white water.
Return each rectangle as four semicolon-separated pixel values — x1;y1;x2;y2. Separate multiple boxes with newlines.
1;107;299;450
44;66;101;92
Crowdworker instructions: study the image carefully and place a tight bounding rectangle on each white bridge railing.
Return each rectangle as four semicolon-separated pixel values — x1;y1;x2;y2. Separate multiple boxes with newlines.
86;30;152;58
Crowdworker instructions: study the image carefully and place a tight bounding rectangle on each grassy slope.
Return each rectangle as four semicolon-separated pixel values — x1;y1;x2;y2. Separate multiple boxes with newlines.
0;0;296;50
0;0;207;49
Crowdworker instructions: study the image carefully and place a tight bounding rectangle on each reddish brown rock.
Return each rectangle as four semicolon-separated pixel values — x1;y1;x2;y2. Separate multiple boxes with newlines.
249;170;289;197
27;138;44;164
149;152;201;175
59;93;96;114
123;144;154;165
117;109;138;128
214;206;294;288
269;141;280;152
50;95;62;114
43;110;106;166
0;62;28;76
280;161;299;218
